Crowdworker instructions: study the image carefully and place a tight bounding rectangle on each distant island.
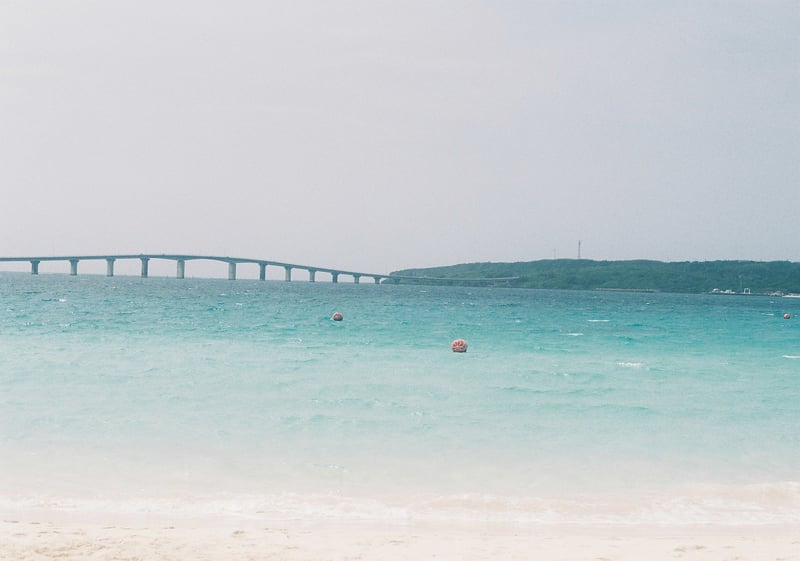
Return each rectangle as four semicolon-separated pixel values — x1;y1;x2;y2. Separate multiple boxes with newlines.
390;260;800;295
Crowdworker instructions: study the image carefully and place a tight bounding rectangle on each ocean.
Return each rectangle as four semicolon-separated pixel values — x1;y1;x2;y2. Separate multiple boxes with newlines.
1;272;798;526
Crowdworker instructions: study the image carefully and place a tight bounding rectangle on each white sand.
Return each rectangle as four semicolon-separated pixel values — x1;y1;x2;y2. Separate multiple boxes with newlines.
2;517;798;561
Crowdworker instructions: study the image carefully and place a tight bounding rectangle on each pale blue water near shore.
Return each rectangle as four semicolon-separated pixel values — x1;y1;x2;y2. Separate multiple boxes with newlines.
1;272;798;525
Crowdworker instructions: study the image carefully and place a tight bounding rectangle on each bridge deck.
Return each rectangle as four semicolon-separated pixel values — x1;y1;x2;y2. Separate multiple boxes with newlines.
0;254;518;285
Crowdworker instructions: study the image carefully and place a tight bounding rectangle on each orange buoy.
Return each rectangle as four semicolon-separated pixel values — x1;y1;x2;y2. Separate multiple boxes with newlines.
451;339;468;353
784;313;791;320
331;312;343;321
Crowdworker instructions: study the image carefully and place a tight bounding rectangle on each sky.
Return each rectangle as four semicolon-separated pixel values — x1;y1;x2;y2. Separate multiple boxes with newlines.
1;1;798;277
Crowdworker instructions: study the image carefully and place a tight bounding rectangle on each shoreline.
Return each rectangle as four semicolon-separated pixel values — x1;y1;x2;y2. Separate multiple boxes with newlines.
2;517;798;561
2;490;799;560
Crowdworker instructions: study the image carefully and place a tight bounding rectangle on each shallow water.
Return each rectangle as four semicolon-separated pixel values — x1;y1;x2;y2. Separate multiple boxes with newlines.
1;273;798;524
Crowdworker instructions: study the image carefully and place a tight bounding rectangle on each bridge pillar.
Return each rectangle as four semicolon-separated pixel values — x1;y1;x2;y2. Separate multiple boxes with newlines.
284;266;292;282
69;259;78;276
259;263;267;281
353;274;361;284
140;257;149;278
308;269;316;282
373;276;381;284
228;262;237;280
30;260;40;275
106;258;115;277
177;259;185;279
331;272;339;283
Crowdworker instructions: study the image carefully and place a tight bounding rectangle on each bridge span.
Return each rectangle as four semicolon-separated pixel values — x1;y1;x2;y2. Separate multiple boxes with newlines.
0;254;391;284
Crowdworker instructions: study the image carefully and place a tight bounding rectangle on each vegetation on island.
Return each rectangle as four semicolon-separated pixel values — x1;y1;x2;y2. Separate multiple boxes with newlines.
389;259;800;295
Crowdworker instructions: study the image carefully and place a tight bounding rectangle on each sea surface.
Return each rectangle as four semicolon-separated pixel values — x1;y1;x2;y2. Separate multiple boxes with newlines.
1;272;798;525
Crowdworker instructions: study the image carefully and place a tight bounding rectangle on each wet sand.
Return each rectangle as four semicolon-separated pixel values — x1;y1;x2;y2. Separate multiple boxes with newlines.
2;517;798;561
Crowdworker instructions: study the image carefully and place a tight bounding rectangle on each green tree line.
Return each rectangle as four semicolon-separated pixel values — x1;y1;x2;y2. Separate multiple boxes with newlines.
390;260;800;294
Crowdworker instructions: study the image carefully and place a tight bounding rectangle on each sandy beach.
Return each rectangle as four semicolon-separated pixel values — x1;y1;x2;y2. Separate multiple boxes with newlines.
2;516;798;561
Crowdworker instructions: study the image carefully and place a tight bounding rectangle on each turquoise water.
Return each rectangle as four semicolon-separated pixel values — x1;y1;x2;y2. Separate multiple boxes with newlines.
1;273;798;524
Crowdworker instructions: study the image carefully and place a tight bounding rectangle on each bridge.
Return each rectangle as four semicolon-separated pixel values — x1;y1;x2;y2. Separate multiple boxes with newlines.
0;254;390;284
0;254;521;286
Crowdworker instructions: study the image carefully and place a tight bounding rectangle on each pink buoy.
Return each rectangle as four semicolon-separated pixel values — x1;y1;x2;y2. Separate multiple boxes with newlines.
451;339;468;353
331;312;343;321
784;313;791;320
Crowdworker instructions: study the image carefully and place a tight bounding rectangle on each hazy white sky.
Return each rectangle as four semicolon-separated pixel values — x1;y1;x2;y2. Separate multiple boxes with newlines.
1;1;798;275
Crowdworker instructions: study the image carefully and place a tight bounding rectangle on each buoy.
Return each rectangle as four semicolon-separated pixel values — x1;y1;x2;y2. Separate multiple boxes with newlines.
451;339;468;353
784;313;791;320
331;312;343;321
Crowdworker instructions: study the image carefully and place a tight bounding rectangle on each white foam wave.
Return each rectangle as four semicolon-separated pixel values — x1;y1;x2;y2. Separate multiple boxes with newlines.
3;482;798;527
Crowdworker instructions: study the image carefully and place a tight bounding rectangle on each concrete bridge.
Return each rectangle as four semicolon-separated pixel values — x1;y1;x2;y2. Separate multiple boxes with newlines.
0;254;391;284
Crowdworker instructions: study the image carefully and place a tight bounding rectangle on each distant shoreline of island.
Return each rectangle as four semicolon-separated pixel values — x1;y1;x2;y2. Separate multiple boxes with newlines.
1;258;797;296
390;259;800;295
